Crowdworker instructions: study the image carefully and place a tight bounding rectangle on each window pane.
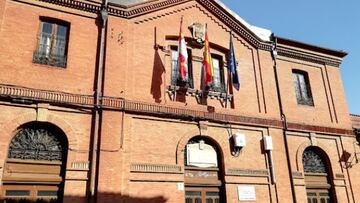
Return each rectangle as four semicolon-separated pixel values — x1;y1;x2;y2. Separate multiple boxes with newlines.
206;199;213;203
293;73;302;101
186;198;193;203
195;198;202;203
42;22;53;34
186;191;201;196
38;190;58;197
39;23;53;57
206;192;219;197
171;50;179;85
53;25;68;57
39;32;52;57
57;25;68;37
298;74;310;100
212;58;221;88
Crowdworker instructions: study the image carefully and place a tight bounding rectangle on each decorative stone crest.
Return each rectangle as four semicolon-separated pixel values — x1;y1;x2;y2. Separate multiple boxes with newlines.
189;23;205;44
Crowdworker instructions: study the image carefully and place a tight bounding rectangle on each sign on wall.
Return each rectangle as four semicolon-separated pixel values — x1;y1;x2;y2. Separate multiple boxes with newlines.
186;142;217;168
238;185;256;201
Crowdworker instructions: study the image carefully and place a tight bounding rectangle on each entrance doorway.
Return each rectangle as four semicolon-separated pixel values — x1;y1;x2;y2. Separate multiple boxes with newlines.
303;147;333;203
2;122;68;202
184;137;224;203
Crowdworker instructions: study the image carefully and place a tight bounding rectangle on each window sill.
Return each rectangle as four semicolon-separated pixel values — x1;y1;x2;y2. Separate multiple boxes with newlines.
297;100;315;107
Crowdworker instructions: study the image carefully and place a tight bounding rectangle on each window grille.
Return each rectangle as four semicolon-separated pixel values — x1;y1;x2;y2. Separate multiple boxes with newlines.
209;56;225;93
302;149;327;173
171;47;193;88
293;71;314;106
8;125;65;161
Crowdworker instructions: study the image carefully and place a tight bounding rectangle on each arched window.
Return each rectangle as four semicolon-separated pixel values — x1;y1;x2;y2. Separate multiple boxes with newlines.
3;122;68;202
184;137;224;203
303;147;333;203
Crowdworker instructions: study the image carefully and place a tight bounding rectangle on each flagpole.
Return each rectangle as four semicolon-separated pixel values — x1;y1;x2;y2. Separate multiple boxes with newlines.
175;16;184;102
225;68;230;108
225;31;232;108
202;23;208;99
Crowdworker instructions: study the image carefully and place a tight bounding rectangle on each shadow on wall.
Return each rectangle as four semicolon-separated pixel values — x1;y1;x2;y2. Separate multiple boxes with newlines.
1;192;168;203
151;48;165;103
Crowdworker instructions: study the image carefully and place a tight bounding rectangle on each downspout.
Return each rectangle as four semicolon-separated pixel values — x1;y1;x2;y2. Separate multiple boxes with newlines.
271;34;297;202
90;1;108;203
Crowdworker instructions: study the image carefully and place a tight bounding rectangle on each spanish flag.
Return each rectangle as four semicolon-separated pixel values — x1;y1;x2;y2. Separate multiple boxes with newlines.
178;17;188;81
203;24;214;87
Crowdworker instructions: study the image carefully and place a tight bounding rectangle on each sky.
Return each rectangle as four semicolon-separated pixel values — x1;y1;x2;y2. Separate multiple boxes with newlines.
220;0;360;115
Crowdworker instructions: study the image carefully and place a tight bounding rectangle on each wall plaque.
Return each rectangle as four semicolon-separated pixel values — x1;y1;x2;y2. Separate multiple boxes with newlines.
238;185;256;201
186;143;217;168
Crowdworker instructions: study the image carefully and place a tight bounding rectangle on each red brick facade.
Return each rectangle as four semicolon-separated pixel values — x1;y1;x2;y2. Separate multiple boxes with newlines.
0;0;358;202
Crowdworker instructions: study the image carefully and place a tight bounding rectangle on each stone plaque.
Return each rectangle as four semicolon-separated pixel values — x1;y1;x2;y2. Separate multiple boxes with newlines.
238;185;256;201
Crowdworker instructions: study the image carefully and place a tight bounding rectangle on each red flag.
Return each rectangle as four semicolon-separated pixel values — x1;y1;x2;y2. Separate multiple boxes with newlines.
203;25;214;87
178;17;188;81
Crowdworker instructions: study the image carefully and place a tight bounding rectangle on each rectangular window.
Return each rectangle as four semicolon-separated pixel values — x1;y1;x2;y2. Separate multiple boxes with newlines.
33;19;70;68
210;55;225;93
171;47;193;88
293;70;314;106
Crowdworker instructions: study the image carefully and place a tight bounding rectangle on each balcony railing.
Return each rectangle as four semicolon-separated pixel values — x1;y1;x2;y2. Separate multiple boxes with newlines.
33;51;67;68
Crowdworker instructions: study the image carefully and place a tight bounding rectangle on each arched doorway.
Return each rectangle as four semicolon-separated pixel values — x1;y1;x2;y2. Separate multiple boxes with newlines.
2;122;68;202
302;147;334;203
184;136;224;203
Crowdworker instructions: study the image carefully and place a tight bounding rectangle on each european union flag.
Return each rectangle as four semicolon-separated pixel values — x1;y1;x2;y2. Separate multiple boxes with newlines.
228;33;240;91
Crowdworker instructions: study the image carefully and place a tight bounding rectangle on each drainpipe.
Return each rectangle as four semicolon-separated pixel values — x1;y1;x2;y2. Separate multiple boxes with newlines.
89;1;108;203
271;34;297;202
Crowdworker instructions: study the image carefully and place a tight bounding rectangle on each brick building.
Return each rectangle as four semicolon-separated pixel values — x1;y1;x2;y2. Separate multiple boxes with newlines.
0;0;359;202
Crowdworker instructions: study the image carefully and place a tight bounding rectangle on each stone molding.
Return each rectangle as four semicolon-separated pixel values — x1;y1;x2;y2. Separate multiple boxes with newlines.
335;173;345;179
292;171;303;178
227;168;269;177
0;84;355;136
130;163;182;173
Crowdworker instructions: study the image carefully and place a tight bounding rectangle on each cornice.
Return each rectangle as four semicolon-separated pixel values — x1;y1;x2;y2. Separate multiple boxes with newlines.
109;0;191;18
36;0;101;13
0;84;354;136
277;46;343;67
24;0;345;67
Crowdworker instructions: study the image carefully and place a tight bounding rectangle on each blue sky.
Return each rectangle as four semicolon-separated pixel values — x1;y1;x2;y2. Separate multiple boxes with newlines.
221;0;360;115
